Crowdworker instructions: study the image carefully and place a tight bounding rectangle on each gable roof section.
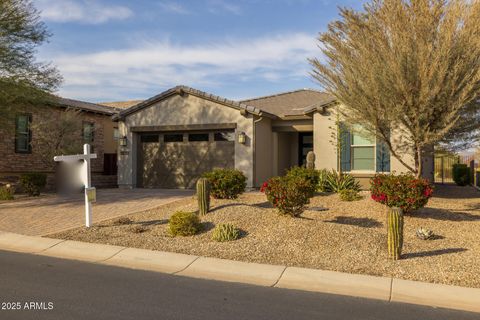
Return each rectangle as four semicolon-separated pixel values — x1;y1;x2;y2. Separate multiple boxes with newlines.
53;97;119;115
241;89;336;117
115;86;277;121
99;100;144;109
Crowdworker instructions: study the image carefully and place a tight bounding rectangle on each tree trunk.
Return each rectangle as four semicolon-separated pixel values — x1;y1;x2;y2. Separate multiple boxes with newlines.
415;144;434;182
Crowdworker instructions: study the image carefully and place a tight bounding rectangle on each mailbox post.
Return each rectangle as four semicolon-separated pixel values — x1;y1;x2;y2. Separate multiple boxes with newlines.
54;144;97;227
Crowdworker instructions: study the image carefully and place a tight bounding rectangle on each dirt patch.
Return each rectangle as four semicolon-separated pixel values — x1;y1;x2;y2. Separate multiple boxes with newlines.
51;185;480;288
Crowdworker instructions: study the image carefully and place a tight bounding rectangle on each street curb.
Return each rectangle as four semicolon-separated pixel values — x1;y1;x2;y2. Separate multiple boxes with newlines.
0;232;478;314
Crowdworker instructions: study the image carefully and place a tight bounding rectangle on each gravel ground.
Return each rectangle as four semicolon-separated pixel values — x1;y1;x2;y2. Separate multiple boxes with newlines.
51;185;480;288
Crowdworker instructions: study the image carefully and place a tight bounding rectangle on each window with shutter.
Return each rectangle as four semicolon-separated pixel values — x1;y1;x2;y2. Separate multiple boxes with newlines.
15;114;32;153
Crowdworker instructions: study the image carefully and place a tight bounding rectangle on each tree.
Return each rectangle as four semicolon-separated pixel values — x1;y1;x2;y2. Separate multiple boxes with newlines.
30;108;84;168
310;0;480;178
0;0;62;123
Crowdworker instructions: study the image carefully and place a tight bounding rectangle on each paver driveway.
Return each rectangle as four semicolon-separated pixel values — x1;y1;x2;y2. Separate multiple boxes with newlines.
0;189;193;236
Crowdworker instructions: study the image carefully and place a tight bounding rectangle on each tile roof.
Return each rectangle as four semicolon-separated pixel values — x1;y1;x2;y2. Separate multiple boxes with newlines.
240;89;336;117
99;100;144;109
54;97;119;115
115;85;277;120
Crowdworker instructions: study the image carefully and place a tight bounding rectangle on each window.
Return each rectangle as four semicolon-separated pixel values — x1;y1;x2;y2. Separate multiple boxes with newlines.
141;134;159;143
340;123;390;172
83;122;94;143
15;114;31;153
164;134;183;143
113;127;120;140
351;127;375;171
214;131;234;142
188;133;209;142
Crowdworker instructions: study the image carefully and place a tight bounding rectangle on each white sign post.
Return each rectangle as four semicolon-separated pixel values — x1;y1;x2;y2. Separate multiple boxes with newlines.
54;144;97;227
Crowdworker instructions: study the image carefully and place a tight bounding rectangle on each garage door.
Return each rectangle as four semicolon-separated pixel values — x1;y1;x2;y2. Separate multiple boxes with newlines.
138;131;235;188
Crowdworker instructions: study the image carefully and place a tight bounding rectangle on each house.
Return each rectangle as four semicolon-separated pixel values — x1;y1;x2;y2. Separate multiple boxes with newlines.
0;97;120;189
114;85;420;189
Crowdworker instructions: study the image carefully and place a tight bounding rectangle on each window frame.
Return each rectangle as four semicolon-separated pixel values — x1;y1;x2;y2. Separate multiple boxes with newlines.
163;133;184;143
349;126;376;173
14;114;32;154
82;121;95;144
188;132;210;142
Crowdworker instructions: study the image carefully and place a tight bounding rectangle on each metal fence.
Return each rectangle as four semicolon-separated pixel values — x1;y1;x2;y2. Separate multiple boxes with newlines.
434;154;476;184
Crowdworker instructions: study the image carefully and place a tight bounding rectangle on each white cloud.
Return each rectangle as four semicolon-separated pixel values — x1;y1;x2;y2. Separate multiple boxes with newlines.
35;0;133;24
158;1;191;14
207;0;242;15
43;33;318;101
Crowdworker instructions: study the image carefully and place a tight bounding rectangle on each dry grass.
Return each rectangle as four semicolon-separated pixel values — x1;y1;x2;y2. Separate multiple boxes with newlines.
51;185;480;288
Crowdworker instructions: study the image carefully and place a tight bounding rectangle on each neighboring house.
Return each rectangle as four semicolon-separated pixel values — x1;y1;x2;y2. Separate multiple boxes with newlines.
0;98;120;189
114;85;418;189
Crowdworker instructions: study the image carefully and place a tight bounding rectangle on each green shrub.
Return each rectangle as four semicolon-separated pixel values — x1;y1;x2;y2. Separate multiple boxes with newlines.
285;166;319;197
370;173;433;213
261;176;311;217
19;173;47;196
0;184;15;201
211;223;240;242
323;170;361;192
317;169;329;192
168;211;202;236
452;164;470;186
339;189;362;201
203;169;246;199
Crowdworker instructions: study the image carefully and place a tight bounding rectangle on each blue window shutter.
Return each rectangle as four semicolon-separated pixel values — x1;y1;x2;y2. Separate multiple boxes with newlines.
376;133;390;172
340;123;351;172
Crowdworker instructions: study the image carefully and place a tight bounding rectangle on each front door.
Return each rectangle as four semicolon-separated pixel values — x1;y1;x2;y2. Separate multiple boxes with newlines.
298;132;313;167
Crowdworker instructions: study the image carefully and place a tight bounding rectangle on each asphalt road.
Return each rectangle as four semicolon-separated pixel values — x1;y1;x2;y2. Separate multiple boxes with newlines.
0;250;478;320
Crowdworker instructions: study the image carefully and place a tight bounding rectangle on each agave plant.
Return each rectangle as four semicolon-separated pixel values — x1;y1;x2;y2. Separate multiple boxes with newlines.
323;170;361;193
416;227;434;240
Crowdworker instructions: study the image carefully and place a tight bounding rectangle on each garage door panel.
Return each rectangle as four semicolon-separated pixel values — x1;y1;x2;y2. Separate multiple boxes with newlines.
140;137;234;188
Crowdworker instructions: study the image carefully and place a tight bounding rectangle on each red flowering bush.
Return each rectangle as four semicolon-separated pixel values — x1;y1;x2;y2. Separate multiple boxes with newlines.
261;176;311;217
370;173;433;213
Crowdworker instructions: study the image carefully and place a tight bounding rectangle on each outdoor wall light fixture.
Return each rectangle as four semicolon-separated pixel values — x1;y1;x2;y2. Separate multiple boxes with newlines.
119;136;128;147
238;132;246;144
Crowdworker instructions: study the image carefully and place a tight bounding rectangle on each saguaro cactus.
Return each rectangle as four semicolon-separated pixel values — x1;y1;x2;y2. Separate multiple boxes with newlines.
387;207;404;260
306;151;316;169
196;178;210;216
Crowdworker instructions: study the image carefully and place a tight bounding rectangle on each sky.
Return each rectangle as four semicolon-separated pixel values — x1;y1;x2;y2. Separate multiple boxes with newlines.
33;0;364;103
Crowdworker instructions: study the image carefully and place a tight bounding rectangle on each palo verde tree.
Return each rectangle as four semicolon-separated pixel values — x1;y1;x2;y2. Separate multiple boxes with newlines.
0;0;62;123
311;0;480;178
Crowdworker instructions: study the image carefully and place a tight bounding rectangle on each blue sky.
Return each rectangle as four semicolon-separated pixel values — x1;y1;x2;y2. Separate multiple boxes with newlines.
34;0;364;103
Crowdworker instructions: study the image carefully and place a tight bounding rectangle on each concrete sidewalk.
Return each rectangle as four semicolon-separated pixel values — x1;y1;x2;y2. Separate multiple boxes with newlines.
0;188;192;236
0;231;478;314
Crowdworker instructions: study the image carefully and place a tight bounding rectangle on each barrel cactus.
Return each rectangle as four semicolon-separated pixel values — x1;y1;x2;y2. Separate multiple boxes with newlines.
387;207;404;260
196;178;210;216
306;151;316;169
212;223;240;242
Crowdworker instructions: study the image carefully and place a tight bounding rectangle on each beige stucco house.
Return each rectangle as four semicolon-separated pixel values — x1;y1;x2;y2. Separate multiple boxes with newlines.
114;85;417;189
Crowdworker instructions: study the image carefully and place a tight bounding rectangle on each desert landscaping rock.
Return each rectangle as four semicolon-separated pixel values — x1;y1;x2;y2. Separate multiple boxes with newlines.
39;240;125;263
391;278;480;313
276;267;392;301
177;257;286;286
52;185;480;288
101;247;198;274
0;232;64;253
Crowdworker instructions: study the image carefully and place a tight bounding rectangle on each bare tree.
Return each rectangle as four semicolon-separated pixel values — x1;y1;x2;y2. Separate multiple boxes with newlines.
30;108;84;167
311;0;480;178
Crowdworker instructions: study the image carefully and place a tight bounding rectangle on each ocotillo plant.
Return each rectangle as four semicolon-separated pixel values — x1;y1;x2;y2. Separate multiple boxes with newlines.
306;151;315;169
387;207;404;260
196;178;210;216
